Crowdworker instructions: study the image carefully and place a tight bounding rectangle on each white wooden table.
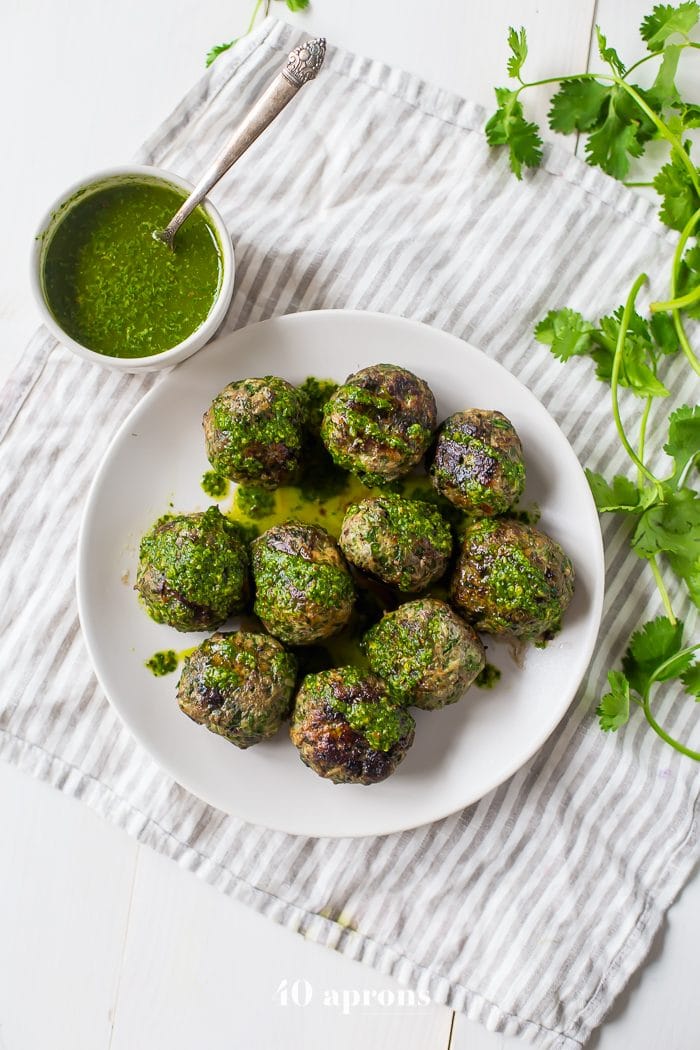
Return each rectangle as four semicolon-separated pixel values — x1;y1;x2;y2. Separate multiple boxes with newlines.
2;2;699;1047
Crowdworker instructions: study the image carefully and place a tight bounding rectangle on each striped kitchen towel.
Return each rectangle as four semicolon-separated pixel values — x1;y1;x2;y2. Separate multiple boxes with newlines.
1;18;698;1049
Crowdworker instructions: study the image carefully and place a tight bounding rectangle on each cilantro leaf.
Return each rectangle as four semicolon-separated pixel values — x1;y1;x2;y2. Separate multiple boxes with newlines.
586;470;645;512
667;548;700;605
285;0;310;9
641;3;699;52
676;244;700;317
534;308;595;359
485;88;543;178
548;79;610;134
585;101;645;180
596;26;626;76
647;44;682;108
681;662;700;697
622;616;686;693
653;147;700;231
678;102;700;129
205;40;235;67
624;345;669;396
664;404;700;486
507;26;528;80
650;310;679;354
615;341;669;396
595;308;670;397
633;488;700;559
536;303;672;396
614;83;659;142
597;671;631;731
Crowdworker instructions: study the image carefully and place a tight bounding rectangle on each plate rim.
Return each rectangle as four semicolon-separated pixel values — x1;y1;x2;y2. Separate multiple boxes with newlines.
76;309;605;837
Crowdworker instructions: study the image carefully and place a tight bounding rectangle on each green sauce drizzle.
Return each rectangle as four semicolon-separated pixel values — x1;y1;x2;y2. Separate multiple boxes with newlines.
146;650;178;676
298;376;338;433
475;663;502;689
145;646;196;677
235;485;275;519
330;695;412;752
201;471;229;499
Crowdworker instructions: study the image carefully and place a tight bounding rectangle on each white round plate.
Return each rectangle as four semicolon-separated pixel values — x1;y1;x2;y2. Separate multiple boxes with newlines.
77;310;604;838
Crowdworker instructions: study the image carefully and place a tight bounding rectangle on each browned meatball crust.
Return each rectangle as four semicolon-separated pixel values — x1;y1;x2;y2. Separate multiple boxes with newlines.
362;598;485;709
203;376;305;488
320;364;437;485
290;667;415;784
429;409;526;515
450;518;574;639
339;495;452;593
177;631;297;748
251;522;355;645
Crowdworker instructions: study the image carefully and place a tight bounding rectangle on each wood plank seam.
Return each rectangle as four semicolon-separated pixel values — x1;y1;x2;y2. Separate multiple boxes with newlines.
107;848;141;1049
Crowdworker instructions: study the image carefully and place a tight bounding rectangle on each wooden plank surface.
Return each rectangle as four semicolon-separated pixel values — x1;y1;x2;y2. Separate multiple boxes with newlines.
0;764;138;1050
109;847;453;1050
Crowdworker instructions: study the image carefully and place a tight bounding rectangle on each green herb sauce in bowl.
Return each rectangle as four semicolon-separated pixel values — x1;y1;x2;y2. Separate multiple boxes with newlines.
32;167;235;372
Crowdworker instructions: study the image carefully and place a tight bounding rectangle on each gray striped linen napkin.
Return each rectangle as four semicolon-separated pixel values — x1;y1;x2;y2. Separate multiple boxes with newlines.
2;19;698;1048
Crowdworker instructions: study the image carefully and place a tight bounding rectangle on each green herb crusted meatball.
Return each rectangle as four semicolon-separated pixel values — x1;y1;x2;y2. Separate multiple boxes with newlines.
177;631;297;748
135;507;249;632
450;518;574;639
251;522;355;645
429;409;526;515
362;598;485;710
320;364;437;485
203;375;305;488
339;495;452;592
289;667;416;784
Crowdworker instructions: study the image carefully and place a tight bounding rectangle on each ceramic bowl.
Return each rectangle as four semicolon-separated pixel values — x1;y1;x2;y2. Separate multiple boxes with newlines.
31;165;235;373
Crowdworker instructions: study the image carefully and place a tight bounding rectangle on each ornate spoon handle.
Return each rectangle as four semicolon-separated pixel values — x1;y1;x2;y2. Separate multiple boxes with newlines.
157;38;327;246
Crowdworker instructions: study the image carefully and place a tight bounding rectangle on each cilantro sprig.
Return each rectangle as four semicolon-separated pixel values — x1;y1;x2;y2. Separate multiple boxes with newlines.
205;0;310;67
488;6;700;760
487;4;700;199
598;617;699;758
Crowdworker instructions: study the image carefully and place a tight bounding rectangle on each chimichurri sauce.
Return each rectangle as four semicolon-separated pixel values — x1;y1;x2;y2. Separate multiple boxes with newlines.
42;180;223;358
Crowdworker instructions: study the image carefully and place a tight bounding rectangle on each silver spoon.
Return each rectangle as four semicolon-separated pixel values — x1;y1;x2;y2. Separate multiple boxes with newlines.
154;37;326;249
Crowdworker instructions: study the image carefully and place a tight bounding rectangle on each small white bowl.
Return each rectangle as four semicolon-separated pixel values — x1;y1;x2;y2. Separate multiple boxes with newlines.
31;166;235;373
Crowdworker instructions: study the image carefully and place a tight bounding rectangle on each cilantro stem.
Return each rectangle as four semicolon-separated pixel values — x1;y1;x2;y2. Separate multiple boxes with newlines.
648;556;677;625
610;273;663;490
667;207;700;377
519;73;602;92
624;39;700;78
246;0;265;34
641;643;700;761
651;284;700;311
637;394;653;485
624;181;654;188
668;339;699;373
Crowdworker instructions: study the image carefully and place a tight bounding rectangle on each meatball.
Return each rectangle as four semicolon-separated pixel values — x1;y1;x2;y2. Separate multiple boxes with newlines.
203;376;305;488
251;521;355;645
362;598;485;710
320;364;437;485
177;631;297;748
429;409;526;515
450;518;574;639
289;667;415;784
135;506;249;632
339;495;452;592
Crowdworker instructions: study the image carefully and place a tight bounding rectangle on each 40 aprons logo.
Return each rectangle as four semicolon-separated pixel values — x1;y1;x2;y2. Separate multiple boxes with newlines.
275;978;432;1015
